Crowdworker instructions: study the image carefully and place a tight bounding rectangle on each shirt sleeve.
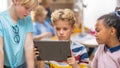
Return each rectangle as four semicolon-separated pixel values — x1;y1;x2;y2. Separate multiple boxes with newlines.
90;46;100;68
0;20;3;37
32;23;38;36
79;45;89;63
25;16;33;33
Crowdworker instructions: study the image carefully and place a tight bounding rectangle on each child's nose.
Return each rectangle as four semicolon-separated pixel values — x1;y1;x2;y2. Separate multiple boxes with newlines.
60;30;64;34
94;32;97;37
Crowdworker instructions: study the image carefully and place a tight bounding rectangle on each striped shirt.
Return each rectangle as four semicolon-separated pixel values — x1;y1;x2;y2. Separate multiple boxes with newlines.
91;44;120;68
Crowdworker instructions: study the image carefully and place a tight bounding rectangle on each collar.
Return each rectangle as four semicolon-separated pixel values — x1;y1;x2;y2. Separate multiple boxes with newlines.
115;11;120;18
104;44;120;53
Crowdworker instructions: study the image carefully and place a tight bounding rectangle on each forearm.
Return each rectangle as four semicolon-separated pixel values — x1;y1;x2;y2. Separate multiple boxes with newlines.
25;44;35;68
33;32;52;41
33;35;43;41
0;49;4;68
37;61;45;68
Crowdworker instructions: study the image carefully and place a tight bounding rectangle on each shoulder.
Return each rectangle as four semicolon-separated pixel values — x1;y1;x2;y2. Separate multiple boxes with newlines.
44;21;51;25
22;15;32;21
72;40;85;47
95;44;105;56
0;10;10;26
0;10;9;20
19;16;32;25
97;44;105;51
71;40;86;51
33;22;39;27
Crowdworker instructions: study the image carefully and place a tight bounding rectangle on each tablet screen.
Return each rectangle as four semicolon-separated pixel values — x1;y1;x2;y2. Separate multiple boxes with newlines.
34;40;71;61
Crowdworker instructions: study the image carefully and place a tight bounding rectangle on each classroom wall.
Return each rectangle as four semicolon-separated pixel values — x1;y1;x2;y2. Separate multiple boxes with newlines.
0;0;7;12
0;0;117;30
83;0;117;30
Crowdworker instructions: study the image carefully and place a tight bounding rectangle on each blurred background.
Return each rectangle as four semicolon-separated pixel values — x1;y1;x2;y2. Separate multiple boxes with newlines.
0;0;119;30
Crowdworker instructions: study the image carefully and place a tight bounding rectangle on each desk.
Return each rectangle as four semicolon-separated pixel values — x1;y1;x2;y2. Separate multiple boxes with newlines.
78;38;98;48
71;33;98;48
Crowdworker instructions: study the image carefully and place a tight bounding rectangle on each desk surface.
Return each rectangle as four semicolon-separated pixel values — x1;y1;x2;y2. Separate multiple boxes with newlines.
71;33;98;48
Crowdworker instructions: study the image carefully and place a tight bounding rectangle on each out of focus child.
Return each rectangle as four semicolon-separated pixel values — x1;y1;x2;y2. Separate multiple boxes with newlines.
31;5;54;41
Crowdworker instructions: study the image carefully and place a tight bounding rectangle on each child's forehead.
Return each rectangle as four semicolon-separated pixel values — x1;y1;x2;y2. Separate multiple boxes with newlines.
55;20;70;25
53;20;71;27
95;20;105;28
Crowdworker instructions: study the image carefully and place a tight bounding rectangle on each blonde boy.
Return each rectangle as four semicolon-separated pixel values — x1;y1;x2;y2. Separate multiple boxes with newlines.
37;9;89;68
0;0;38;68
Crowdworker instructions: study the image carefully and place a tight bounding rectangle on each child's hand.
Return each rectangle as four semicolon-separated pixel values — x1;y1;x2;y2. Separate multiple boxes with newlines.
67;56;76;65
34;47;39;58
67;56;80;68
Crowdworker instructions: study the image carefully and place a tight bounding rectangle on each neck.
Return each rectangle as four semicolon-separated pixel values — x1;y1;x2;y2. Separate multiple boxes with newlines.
106;38;120;48
9;5;18;23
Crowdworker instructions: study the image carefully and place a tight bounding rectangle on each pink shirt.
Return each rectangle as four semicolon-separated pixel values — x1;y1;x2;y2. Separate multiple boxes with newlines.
91;44;120;68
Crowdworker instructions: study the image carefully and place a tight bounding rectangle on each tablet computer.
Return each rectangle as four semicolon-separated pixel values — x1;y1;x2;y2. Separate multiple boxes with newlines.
34;40;71;61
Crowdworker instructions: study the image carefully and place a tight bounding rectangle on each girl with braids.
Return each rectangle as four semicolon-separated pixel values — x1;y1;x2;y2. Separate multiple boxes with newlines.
91;13;120;68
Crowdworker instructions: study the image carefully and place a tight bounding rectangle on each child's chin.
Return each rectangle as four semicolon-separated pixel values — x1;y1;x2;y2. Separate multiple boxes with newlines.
97;42;104;45
59;38;65;40
19;17;25;19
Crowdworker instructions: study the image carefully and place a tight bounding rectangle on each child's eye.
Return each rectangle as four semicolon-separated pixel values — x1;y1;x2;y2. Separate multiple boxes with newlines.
63;28;68;31
95;28;99;32
24;6;29;10
56;28;60;31
96;29;100;32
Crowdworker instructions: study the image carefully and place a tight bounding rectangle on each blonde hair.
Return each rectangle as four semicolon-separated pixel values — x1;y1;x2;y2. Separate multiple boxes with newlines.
31;5;47;22
13;0;38;9
51;9;76;27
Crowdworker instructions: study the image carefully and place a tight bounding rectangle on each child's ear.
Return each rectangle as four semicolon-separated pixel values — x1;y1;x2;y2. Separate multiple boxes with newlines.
110;27;116;35
71;25;75;33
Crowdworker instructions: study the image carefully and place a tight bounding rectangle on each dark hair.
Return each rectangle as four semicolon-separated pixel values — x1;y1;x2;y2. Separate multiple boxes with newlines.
115;7;120;11
97;13;120;40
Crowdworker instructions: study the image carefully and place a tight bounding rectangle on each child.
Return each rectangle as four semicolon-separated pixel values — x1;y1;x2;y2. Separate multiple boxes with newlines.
0;0;38;68
73;8;90;34
31;5;54;41
39;0;52;23
38;9;88;68
91;13;120;68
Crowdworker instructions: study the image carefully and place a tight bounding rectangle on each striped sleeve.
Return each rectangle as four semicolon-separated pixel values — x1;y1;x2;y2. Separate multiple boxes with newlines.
71;41;89;64
79;45;89;64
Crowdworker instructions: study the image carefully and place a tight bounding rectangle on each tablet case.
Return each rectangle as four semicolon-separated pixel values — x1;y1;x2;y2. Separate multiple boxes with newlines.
34;41;71;61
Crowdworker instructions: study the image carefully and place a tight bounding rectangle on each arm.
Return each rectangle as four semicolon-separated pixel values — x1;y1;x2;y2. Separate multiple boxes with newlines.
33;32;53;41
0;37;4;68
34;45;45;68
24;32;35;68
37;61;45;68
68;43;89;68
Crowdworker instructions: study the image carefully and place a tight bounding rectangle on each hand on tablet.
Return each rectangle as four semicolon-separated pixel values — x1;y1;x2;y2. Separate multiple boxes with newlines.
34;47;39;58
67;56;80;68
67;56;76;65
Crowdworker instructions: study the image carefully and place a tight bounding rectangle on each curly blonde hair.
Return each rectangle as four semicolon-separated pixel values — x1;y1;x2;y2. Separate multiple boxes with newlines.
51;9;76;27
